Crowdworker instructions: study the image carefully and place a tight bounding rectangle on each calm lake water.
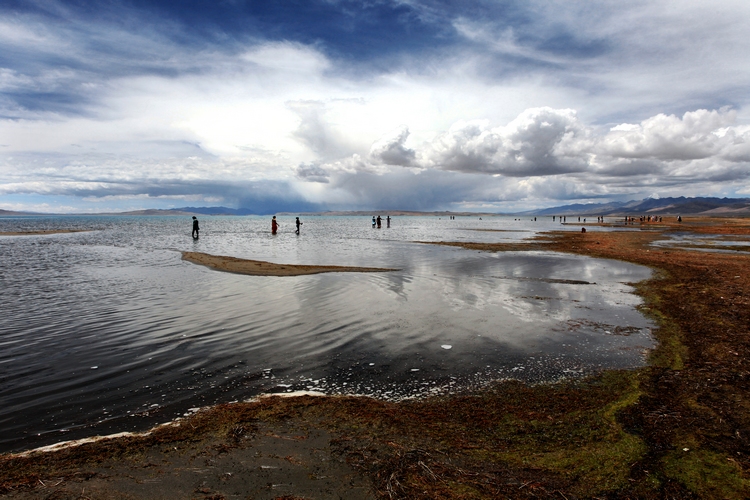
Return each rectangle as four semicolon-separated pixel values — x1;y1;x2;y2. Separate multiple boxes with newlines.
0;215;655;453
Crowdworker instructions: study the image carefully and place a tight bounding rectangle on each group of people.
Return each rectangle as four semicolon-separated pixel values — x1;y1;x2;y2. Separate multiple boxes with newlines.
623;215;671;224
191;212;684;239
371;215;391;228
191;215;304;239
270;216;303;235
196;214;414;238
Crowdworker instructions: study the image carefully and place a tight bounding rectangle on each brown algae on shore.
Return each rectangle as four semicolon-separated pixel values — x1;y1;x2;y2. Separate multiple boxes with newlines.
181;251;398;276
3;218;750;498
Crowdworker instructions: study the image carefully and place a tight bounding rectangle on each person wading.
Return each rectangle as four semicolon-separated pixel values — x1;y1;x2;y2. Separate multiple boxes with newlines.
191;216;199;239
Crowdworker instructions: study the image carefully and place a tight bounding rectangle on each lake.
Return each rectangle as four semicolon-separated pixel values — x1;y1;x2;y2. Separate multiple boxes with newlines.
0;215;655;453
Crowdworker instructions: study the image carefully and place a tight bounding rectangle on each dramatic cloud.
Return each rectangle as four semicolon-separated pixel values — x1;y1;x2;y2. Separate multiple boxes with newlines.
600;109;738;160
1;0;750;213
295;163;330;183
415;108;750;179
419;108;590;176
369;126;416;167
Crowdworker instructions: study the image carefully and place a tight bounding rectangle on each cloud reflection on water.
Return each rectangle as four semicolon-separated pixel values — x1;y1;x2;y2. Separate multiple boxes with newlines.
0;215;654;453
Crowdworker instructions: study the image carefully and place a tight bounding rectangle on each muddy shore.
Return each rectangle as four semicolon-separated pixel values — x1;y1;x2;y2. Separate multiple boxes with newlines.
2;217;749;499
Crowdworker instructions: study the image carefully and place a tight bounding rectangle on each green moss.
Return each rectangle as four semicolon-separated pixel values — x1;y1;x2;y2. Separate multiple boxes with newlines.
537;433;646;493
634;273;687;370
662;448;750;499
465;372;647;496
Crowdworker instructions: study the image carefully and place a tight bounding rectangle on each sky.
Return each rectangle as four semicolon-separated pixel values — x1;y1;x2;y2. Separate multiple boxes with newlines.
2;0;750;214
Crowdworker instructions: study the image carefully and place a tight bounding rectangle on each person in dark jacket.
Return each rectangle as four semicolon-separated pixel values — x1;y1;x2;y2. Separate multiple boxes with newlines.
192;216;199;239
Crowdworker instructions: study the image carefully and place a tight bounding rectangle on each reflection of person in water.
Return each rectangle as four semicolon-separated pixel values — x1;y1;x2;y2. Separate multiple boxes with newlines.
191;216;199;239
295;217;302;234
271;216;279;234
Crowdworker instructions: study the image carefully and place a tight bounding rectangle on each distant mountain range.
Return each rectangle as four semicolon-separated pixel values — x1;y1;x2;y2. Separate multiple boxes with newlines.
103;197;750;216
2;197;749;217
521;197;750;216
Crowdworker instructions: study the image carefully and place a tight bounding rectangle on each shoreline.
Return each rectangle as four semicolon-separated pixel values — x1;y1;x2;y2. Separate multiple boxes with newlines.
3;217;750;498
181;251;399;276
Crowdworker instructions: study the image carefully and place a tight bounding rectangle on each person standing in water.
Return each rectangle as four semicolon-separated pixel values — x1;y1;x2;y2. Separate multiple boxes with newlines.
376;215;382;228
386;215;391;227
271;216;279;234
191;216;199;239
295;217;302;234
372;216;376;228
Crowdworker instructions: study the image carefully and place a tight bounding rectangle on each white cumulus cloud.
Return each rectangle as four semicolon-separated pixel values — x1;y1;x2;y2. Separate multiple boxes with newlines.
419;108;591;176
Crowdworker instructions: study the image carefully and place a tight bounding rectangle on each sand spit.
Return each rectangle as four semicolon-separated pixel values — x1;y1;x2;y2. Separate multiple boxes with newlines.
182;251;398;276
0;230;90;236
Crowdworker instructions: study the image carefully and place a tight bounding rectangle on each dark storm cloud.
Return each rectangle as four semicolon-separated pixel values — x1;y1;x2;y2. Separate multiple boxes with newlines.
234;180;321;214
329;168;510;211
1;174;320;214
295;162;330;183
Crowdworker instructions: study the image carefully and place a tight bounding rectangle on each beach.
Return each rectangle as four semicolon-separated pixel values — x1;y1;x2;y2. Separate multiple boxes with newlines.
2;216;749;498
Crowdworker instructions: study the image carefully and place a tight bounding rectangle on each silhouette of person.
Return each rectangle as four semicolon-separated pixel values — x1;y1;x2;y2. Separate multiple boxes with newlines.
372;216;376;228
386;215;391;227
191;216;199;239
377;215;382;228
295;217;302;234
271;216;279;234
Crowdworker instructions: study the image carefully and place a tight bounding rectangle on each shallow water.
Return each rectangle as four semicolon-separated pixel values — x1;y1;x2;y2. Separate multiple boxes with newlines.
650;232;750;254
0;215;654;453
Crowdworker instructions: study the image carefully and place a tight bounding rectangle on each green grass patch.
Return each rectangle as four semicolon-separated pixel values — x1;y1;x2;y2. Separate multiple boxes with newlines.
466;372;647;496
662;447;750;499
633;272;687;370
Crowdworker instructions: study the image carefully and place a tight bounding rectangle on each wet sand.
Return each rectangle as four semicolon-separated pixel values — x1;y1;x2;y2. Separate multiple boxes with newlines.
182;251;398;276
0;405;374;500
3;217;750;499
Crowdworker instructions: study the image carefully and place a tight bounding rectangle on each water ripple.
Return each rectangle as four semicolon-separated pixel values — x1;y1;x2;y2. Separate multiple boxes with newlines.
1;215;655;452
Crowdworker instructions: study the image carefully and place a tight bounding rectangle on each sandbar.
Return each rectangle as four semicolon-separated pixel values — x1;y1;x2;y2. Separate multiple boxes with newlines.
182;251;398;276
0;229;89;236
